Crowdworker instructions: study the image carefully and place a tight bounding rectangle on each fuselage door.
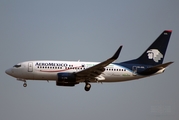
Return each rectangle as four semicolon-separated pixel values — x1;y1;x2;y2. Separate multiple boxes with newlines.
28;63;33;72
132;66;138;76
132;66;145;76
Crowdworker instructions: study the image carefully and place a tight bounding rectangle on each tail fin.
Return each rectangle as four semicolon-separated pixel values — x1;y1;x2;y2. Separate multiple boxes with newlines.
124;30;172;65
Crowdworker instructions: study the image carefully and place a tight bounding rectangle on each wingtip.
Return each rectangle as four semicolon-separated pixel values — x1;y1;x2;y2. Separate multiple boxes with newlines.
111;45;123;60
119;45;123;49
119;45;123;50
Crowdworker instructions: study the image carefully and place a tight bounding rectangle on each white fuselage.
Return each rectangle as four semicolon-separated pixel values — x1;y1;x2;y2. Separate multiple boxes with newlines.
6;60;146;83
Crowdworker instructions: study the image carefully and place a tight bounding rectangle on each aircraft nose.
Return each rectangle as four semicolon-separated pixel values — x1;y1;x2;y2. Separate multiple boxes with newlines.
5;68;12;75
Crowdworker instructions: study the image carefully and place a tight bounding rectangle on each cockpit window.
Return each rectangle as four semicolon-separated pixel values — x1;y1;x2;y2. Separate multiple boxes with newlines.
13;64;21;68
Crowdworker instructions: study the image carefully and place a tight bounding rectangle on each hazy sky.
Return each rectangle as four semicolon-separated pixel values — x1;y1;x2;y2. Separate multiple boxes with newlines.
0;0;179;120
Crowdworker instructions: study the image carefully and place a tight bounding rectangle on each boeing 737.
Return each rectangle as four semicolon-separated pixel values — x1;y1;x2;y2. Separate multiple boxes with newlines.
5;30;173;91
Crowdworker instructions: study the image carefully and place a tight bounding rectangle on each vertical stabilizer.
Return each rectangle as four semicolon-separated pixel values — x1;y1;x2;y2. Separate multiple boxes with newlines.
136;30;172;65
122;30;172;66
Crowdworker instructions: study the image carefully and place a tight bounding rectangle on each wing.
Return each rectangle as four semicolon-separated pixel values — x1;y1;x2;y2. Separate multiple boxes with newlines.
76;46;123;82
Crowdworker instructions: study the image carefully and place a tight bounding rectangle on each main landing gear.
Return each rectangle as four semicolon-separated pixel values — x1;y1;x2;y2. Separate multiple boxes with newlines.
84;82;91;91
23;81;27;87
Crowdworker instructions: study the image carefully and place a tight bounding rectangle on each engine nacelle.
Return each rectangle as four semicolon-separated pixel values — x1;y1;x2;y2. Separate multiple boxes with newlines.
56;73;78;86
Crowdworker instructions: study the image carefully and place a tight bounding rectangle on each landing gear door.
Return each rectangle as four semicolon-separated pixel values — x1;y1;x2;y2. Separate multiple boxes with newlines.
28;63;33;72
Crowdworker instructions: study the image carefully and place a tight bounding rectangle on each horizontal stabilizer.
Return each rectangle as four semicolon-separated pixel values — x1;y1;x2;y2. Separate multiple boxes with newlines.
139;62;173;75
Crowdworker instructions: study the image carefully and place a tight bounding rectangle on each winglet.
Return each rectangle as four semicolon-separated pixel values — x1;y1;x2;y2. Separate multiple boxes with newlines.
111;46;123;60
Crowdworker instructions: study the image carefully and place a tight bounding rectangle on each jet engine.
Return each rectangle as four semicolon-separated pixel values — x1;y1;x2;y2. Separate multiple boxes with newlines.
56;73;78;86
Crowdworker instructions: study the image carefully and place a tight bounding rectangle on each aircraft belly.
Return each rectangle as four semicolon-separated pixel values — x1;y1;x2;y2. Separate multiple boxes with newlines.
103;74;141;82
33;72;57;80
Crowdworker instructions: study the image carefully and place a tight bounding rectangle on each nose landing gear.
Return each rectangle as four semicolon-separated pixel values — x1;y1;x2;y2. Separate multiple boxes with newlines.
17;78;27;87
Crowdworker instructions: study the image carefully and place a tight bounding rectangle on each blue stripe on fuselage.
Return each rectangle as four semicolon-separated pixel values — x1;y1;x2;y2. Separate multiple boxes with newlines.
113;63;152;75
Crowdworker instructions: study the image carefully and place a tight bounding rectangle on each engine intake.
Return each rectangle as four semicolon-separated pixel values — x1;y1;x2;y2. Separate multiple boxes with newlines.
56;73;78;86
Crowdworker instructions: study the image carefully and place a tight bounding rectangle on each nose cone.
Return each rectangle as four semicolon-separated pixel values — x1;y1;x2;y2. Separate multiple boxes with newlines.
5;68;12;76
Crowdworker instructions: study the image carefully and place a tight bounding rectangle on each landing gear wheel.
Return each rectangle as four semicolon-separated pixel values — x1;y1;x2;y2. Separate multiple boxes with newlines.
84;83;91;91
23;83;27;87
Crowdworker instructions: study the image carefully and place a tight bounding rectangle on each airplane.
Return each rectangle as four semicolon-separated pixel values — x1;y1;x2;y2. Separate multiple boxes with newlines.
5;30;173;91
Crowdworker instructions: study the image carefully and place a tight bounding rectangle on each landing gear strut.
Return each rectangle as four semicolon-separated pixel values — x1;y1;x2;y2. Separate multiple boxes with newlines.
23;82;27;87
84;82;91;91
